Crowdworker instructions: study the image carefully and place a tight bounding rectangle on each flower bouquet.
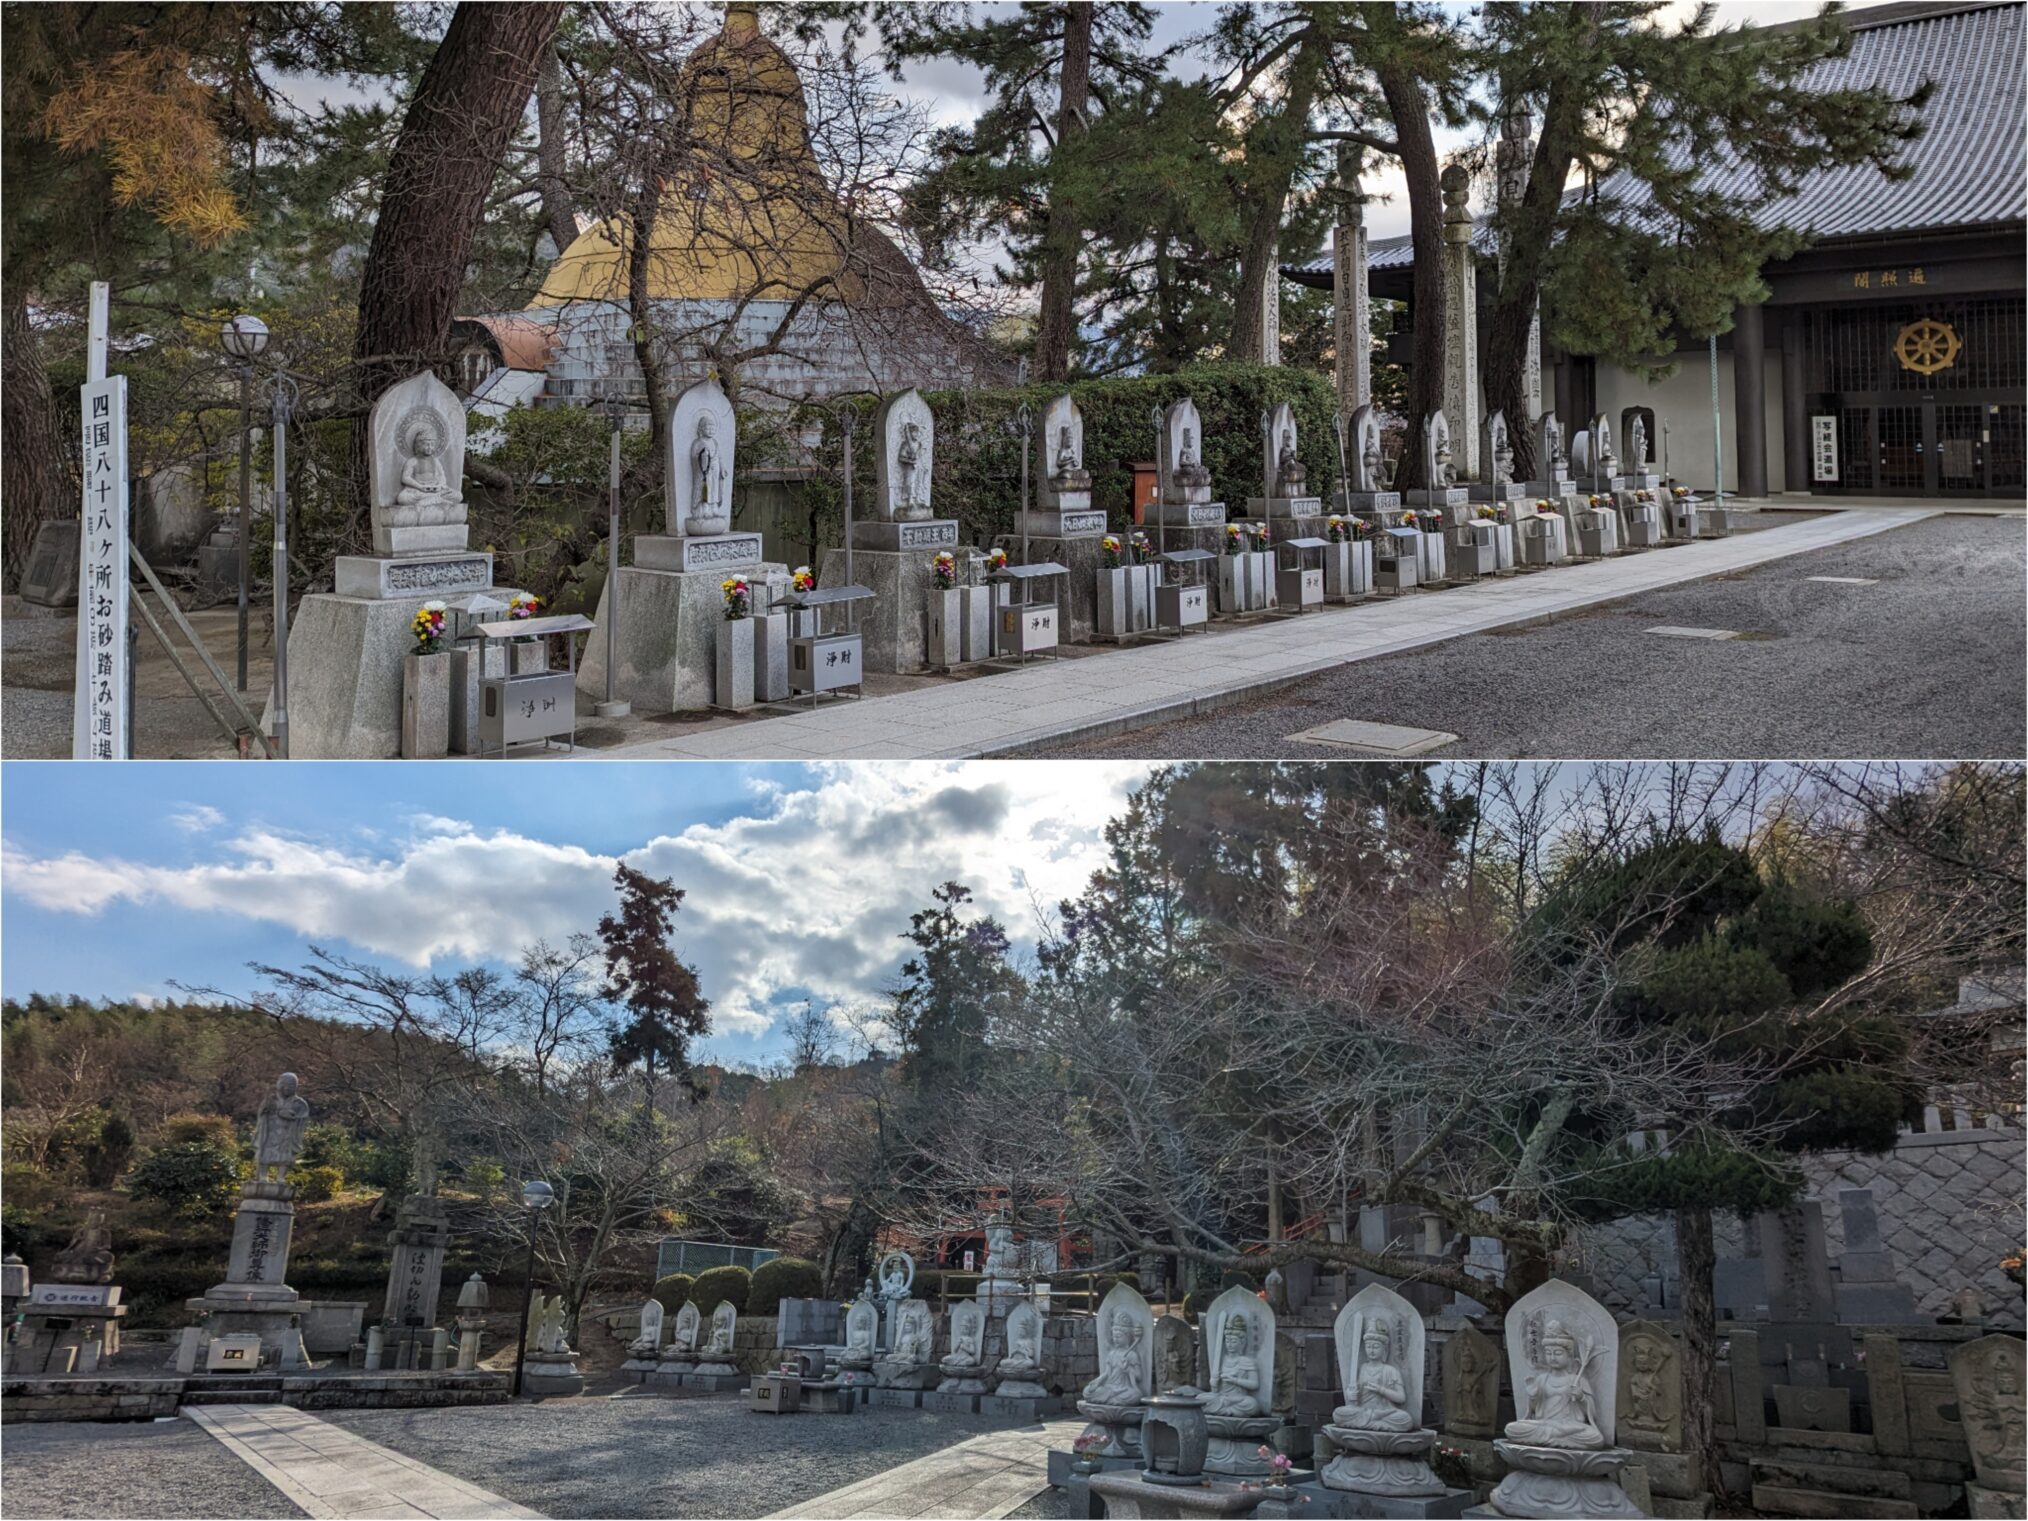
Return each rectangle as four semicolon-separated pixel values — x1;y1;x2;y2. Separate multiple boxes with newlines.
1251;522;1271;548
721;576;751;620
1224;524;1246;557
1101;534;1124;570
987;546;1009;573
1070;1432;1109;1475
931;550;958;590
791;565;816;593
1475;505;1497;521
1326;515;1349;543
410;601;447;655
1130;530;1153;563
508;592;541;643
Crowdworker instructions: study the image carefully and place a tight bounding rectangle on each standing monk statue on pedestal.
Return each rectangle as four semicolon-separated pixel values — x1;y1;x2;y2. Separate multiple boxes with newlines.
252;1073;311;1184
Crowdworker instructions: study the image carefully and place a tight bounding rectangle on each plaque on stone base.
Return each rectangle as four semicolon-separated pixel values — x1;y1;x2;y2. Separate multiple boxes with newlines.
1016;509;1107;538
851;519;959;552
334;553;494;601
1149;502;1228;528
635;533;764;574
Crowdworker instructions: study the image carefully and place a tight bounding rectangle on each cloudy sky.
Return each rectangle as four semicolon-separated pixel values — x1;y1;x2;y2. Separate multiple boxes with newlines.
0;761;1155;1065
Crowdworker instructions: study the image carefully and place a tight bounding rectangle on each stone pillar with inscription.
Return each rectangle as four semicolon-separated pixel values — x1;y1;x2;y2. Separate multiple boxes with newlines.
186;1073;312;1368
1333;151;1372;418
1440;165;1480;482
377;1194;452;1370
580;375;790;713
282;371;527;757
816;389;961;673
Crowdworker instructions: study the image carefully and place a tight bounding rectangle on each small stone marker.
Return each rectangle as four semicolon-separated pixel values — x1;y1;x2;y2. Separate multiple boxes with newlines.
1644;625;1746;640
1288;720;1459;757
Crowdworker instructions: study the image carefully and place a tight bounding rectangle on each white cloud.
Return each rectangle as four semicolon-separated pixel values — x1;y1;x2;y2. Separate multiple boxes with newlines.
2;763;1152;1047
171;804;225;832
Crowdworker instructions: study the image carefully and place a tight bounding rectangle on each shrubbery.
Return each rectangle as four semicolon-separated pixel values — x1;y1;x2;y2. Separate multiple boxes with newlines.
689;1264;750;1315
127;1119;243;1220
748;1255;822;1317
288;1164;345;1203
652;1273;694;1316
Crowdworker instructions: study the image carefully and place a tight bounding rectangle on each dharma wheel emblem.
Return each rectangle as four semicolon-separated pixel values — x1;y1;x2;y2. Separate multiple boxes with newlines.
1894;318;1961;376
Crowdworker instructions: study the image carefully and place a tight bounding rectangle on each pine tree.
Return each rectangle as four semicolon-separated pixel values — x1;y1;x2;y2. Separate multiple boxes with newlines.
1532;831;1912;1493
888;882;1025;1095
598;864;712;1111
1479;2;1928;477
885;1;1164;379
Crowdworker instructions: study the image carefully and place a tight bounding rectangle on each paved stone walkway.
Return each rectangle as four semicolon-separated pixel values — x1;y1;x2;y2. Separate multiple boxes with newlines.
601;509;1933;760
185;1404;543;1520
766;1418;1082;1520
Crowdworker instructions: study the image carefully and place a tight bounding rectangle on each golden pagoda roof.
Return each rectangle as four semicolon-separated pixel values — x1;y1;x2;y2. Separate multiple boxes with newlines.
530;3;878;309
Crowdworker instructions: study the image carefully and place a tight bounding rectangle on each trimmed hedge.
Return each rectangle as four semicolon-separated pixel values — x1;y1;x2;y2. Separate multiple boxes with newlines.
652;1273;694;1317
748;1255;822;1317
786;363;1343;550
689;1264;751;1315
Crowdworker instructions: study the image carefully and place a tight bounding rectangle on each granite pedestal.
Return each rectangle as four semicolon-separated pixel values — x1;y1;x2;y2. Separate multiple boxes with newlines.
1087;1472;1268;1519
981;1393;1063;1420
815;546;944;674
872;1387;924;1409
521;1348;585;1397
280;571;530;759
577;559;786;714
1009;534;1108;645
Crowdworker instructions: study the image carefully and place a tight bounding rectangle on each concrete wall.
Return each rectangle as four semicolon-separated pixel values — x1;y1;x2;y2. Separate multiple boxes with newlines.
1576;1120;2025;1330
1592;349;1790;495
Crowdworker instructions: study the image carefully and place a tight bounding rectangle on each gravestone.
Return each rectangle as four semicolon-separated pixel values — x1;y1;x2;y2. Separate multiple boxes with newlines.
1833;1187;1917;1323
1155;1313;1197;1393
20;521;80;609
378;1192;451;1369
1949;1334;2026;1516
1442;1323;1501;1440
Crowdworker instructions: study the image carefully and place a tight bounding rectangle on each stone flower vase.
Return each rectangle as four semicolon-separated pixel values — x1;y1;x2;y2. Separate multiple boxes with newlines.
715;617;756;710
1096;565;1131;639
401;650;451;759
926;586;964;668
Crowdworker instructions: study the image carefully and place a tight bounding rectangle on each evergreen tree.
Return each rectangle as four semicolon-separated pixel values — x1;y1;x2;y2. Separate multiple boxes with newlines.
885;1;1164;379
1478;1;1928;476
888;882;1025;1094
598;865;712;1110
1530;830;1909;1490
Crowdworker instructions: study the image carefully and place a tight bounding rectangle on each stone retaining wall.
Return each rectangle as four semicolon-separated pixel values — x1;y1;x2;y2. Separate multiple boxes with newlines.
0;1370;510;1423
1;1377;183;1423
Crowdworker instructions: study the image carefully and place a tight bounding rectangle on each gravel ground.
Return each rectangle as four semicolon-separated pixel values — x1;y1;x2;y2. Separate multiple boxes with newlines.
1038;513;2026;760
1;1418;306;1520
322;1394;1036;1518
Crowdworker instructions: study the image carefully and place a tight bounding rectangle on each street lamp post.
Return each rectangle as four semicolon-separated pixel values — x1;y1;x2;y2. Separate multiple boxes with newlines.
266;369;298;759
219;315;270;692
594;379;630;719
511;1179;556;1398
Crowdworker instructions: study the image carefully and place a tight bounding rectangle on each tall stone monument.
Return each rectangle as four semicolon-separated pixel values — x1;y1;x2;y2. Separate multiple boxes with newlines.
285;372;523;756
1495;103;1542;424
186;1073;313;1368
1333;146;1372;418
1025;393;1102;536
817;388;959;674
1950;1334;2026;1517
378;1185;452;1371
580;375;786;713
1440;164;1480;481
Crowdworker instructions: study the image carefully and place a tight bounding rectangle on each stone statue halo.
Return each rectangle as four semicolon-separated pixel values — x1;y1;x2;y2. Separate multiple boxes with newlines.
400;407;447;456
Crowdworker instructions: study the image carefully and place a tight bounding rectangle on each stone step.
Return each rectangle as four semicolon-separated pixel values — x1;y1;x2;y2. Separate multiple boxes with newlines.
1751;1483;1918;1519
1752;1457;1913;1499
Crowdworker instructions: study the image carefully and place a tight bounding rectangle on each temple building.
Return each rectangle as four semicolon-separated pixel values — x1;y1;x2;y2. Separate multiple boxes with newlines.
1287;0;2025;500
453;2;1012;421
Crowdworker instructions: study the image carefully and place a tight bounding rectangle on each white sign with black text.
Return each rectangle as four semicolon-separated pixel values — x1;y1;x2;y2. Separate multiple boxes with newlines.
1811;414;1840;484
72;374;131;759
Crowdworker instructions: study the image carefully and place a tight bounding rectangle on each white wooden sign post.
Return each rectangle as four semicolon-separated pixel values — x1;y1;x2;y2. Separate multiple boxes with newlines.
72;281;132;759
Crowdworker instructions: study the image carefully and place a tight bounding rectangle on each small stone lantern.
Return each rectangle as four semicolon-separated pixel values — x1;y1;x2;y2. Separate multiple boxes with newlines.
455;1272;490;1371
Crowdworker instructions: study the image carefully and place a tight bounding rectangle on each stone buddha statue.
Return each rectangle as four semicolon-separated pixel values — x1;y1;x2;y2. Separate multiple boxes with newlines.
1174;426;1211;488
1202;1314;1265;1416
1508;1319;1606;1448
941;1311;984;1374
1054;424;1078;479
688;413;725;531
392;415;463;527
1336;1323;1416;1431
896;420;925;518
1276;424;1306;493
1083;1313;1148;1407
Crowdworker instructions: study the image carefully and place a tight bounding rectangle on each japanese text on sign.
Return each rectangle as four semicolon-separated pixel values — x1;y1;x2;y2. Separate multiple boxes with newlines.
74;375;130;759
